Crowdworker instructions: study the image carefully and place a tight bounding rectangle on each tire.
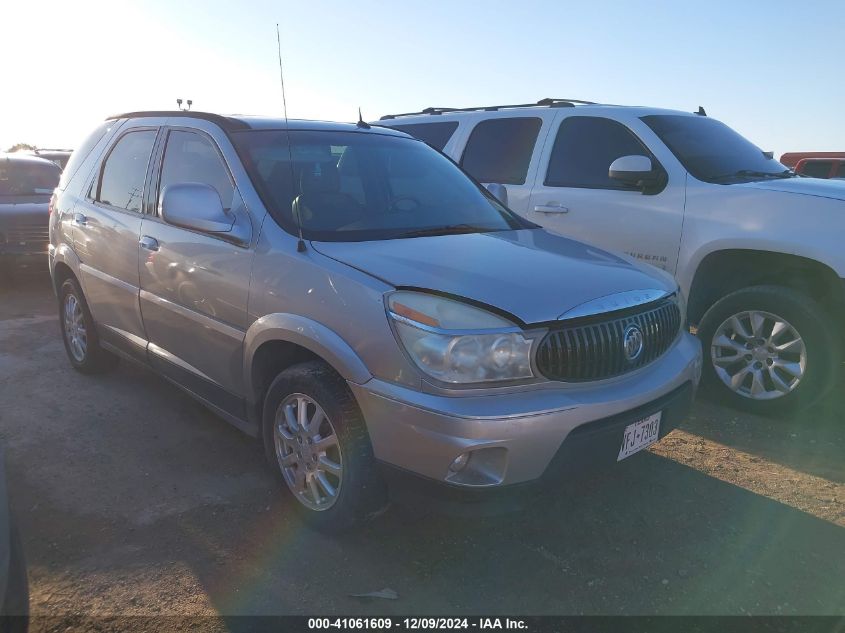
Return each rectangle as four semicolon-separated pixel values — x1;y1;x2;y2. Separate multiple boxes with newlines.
57;277;118;374
262;360;387;532
697;285;839;415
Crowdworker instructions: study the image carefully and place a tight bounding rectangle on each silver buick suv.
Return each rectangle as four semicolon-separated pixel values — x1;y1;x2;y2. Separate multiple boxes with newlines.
49;111;702;531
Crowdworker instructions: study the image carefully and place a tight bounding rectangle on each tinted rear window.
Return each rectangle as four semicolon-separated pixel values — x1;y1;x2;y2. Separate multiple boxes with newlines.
0;159;60;196
388;122;458;151
460;118;542;185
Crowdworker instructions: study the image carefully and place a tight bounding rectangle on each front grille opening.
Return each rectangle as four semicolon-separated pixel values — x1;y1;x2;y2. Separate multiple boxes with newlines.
536;298;681;381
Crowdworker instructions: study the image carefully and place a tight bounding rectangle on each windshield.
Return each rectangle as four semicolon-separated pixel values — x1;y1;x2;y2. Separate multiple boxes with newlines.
0;158;60;196
642;115;790;183
232;129;525;241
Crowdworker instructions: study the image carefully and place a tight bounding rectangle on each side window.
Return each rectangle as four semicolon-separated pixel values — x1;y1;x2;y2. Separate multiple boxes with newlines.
460;117;541;185
96;130;157;212
545;117;653;189
159;130;235;209
800;161;833;178
388;122;459;151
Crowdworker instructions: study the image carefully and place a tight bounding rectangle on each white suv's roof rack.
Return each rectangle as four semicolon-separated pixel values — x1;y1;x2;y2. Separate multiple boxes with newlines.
379;98;597;120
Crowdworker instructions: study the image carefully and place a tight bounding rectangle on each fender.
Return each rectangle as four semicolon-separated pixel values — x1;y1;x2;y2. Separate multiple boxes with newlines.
50;241;83;290
679;238;844;299
243;313;373;393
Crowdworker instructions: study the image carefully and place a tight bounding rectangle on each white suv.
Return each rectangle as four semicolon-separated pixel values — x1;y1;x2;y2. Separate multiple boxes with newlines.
378;99;845;413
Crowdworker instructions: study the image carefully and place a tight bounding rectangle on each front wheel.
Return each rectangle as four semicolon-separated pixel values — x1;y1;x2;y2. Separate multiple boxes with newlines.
697;285;839;414
262;361;387;532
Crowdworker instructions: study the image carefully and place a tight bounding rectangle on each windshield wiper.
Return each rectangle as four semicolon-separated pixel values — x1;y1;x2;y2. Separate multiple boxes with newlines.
710;169;795;182
394;224;501;239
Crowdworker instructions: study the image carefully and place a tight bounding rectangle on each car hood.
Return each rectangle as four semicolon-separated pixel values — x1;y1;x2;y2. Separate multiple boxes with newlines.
312;229;675;325
741;177;845;201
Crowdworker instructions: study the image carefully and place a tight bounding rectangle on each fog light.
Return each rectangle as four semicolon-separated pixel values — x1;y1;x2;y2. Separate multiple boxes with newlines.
449;452;470;472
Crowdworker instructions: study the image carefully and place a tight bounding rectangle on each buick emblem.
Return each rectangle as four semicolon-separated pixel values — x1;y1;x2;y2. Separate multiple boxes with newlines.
623;324;644;362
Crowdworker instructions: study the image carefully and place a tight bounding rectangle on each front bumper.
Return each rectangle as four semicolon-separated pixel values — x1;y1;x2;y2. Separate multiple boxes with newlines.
350;332;701;502
0;250;48;268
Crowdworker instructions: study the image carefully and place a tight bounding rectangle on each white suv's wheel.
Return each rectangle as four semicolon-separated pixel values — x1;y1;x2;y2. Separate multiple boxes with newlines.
698;285;838;414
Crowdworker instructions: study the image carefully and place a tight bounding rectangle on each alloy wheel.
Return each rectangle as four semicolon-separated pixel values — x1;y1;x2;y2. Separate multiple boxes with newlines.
710;310;807;400
63;293;87;362
273;393;343;511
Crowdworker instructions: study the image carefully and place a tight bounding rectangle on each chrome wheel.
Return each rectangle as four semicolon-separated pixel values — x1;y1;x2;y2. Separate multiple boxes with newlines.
63;293;87;362
274;393;343;511
711;310;807;401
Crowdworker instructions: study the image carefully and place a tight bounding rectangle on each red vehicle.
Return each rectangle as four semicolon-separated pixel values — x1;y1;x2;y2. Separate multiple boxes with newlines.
780;152;845;179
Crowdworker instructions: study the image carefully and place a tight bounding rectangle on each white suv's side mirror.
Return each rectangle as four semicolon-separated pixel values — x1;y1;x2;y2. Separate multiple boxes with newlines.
160;183;233;233
485;182;509;207
609;155;665;194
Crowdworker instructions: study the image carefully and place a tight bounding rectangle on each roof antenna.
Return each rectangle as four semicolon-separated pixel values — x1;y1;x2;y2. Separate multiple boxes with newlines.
276;23;306;253
357;107;371;129
696;106;707;116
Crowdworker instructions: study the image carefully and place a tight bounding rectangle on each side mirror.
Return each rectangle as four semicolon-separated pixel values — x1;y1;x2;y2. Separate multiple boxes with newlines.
609;155;664;193
160;183;234;234
485;183;509;206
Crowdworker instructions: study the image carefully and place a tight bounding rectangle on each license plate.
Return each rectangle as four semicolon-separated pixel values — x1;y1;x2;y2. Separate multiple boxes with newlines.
617;411;662;461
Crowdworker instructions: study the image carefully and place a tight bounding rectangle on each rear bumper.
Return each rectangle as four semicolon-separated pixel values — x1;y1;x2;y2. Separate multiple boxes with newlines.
379;380;694;515
351;332;701;499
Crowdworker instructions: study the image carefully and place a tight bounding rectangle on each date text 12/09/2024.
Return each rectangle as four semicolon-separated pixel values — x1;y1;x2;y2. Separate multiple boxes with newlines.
308;618;528;630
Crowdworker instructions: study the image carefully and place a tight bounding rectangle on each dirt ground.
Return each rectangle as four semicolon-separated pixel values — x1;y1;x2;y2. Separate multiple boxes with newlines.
1;272;843;629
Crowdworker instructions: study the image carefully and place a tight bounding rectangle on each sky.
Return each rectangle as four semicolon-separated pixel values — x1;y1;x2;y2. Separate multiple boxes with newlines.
2;0;843;158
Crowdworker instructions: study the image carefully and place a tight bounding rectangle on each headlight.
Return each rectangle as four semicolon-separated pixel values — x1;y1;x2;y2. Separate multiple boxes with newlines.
387;291;535;384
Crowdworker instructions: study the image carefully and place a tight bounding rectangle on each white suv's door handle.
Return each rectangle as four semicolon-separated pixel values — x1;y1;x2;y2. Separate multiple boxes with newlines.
534;204;569;214
139;236;160;251
72;213;88;226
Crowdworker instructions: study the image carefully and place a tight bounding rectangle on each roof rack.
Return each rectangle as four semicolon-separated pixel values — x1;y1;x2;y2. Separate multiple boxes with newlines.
104;110;251;131
379;98;596;120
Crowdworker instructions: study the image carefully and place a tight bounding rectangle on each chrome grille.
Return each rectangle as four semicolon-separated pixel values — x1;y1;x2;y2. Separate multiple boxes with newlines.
2;225;49;246
536;297;682;381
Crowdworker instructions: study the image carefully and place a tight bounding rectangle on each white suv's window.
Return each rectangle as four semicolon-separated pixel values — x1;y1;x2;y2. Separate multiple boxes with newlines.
460;117;541;185
387;122;458;151
159;130;235;210
545;117;651;190
96;130;157;212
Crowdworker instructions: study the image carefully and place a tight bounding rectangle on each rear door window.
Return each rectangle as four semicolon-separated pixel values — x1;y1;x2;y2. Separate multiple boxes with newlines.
388;122;458;151
95;130;157;212
460;117;542;185
545;117;652;189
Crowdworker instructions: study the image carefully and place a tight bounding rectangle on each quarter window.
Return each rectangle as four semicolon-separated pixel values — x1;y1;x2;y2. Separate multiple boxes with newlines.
545;117;652;189
96;130;157;212
159;130;235;209
460;117;541;185
388;122;459;151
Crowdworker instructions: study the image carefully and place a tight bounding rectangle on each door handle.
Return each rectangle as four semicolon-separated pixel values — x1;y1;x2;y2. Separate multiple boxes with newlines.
139;236;160;251
534;204;569;214
72;213;88;226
